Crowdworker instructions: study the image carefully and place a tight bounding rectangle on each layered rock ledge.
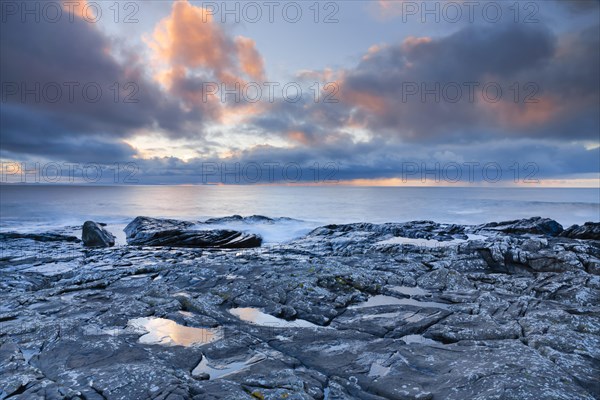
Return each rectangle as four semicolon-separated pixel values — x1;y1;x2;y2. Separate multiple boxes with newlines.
124;216;263;248
0;217;599;399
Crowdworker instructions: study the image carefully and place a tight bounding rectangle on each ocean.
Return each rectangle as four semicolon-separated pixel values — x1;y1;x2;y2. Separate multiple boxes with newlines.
1;185;598;244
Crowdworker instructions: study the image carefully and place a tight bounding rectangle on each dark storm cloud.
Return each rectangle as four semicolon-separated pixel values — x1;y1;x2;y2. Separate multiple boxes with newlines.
0;11;200;162
0;104;137;162
242;21;598;150
232;18;599;183
334;23;599;142
250;96;352;146
358;25;555;80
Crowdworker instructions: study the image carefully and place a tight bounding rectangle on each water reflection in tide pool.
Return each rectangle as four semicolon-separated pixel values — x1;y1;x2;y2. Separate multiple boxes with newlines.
128;317;223;347
350;295;450;310
400;334;441;345
376;234;487;248
228;307;319;328
192;353;266;380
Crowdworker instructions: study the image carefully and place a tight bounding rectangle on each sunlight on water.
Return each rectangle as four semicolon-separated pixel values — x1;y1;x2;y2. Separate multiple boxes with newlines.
376;234;487;248
228;307;319;328
192;353;266;380
128;317;223;347
350;295;450;310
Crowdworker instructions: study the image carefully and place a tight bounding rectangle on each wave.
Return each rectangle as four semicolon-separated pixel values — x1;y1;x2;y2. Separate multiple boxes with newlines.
192;215;321;244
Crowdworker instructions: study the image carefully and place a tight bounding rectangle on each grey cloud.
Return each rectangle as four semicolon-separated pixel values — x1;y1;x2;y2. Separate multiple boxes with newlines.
331;23;598;142
563;0;600;13
121;136;598;184
0;12;202;161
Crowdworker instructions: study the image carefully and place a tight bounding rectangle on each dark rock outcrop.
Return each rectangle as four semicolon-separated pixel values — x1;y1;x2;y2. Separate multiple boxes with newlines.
475;217;563;236
82;221;116;247
560;222;600;240
0;232;80;242
124;216;262;248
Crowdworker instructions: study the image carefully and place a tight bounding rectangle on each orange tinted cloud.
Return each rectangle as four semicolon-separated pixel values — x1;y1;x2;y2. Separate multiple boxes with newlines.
235;37;265;82
375;0;406;18
148;1;230;75
401;36;432;51
147;0;266;86
288;130;311;145
219;102;267;125
342;89;387;115
303;65;387;116
483;96;564;129
363;44;386;60
144;0;268;124
61;1;89;20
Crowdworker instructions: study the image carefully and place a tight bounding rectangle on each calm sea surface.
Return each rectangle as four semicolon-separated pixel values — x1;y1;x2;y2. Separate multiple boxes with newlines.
1;185;598;243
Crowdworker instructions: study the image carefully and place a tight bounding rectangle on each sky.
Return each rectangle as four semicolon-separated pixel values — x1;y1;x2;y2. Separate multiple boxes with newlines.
1;0;599;186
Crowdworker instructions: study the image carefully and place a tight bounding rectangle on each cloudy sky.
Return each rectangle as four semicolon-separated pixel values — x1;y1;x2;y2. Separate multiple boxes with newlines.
1;0;599;185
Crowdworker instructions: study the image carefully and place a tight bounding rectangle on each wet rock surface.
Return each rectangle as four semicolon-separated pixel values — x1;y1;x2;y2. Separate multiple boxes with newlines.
561;222;600;240
1;216;599;399
124;216;262;248
0;232;80;243
474;216;564;236
82;221;115;248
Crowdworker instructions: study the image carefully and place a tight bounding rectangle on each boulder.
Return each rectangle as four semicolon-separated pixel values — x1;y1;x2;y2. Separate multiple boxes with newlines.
475;217;563;236
82;221;115;247
124;216;262;248
560;222;600;240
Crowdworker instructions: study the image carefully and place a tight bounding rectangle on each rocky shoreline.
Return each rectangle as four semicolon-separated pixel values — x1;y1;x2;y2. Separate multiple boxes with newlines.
1;216;599;399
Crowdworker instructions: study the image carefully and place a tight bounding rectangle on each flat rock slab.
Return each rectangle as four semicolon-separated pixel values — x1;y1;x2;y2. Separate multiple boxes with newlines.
331;305;451;338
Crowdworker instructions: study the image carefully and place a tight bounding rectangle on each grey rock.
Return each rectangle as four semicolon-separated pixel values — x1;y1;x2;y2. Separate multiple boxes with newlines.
192;372;210;381
124;216;262;248
1;217;599;399
476;216;564;236
560;222;600;240
82;221;115;247
0;232;80;242
204;214;294;224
